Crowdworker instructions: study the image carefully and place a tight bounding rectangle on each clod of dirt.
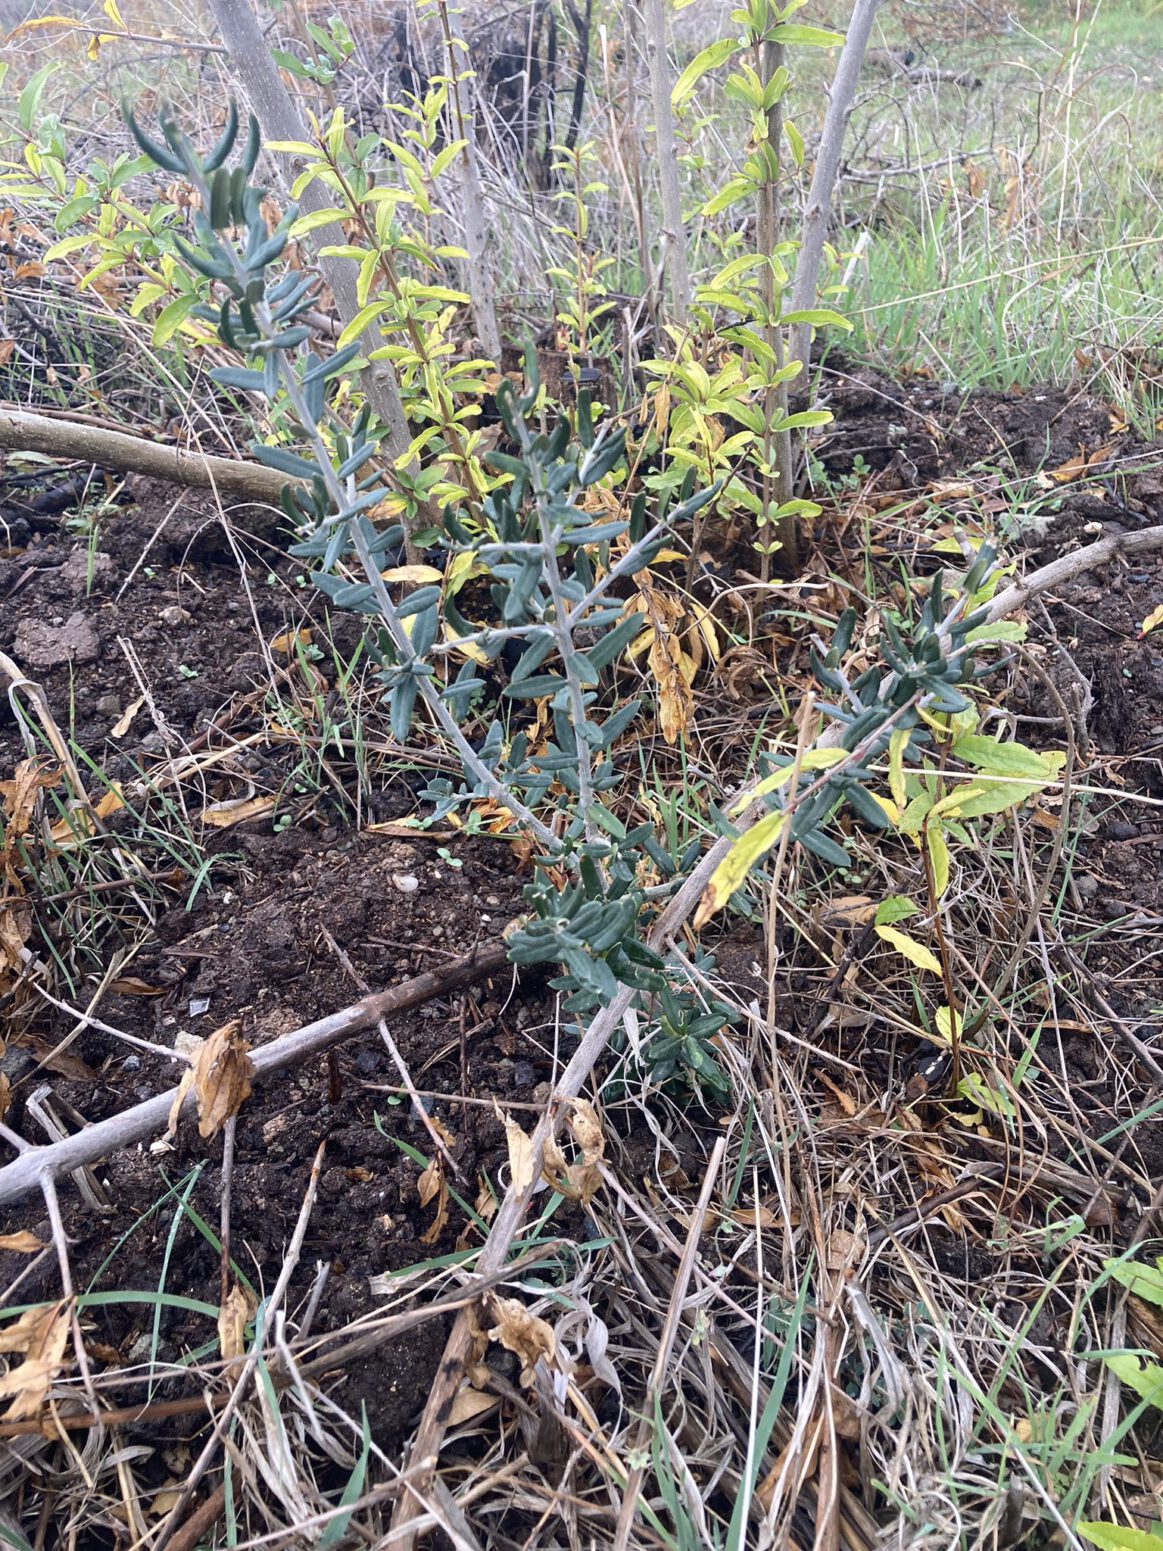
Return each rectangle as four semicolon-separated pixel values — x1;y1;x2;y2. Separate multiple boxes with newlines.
13;611;99;669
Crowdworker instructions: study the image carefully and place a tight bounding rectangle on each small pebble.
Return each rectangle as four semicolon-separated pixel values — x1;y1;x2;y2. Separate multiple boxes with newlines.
391;873;419;893
513;1060;536;1088
123;1054;142;1072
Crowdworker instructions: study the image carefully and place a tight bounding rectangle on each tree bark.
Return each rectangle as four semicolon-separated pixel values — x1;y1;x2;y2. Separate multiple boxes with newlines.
0;406;293;504
788;0;882;388
204;0;413;461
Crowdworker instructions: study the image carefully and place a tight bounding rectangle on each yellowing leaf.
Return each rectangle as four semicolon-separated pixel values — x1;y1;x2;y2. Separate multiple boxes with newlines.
694;809;786;928
381;564;445;585
875;924;943;975
729;748;848;816
952;734;1064;782
927;824;950;898
103;0;124;26
934;1004;962;1043
1140;603;1163;637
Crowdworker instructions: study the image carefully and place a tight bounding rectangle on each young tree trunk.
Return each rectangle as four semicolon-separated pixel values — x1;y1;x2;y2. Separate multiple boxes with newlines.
438;0;503;362
640;0;690;327
205;0;413;462
788;0;883;389
757;39;797;573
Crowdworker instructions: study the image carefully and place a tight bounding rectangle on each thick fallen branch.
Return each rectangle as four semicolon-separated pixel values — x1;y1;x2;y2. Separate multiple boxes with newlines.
0;405;294;506
0;940;510;1208
985;522;1163;621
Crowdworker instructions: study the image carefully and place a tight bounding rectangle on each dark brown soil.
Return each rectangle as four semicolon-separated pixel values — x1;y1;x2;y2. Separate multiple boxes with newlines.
2;370;1163;1517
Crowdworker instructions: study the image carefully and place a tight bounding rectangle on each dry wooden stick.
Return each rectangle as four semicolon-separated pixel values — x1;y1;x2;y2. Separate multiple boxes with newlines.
984;523;1163;621
0;940;510;1208
0;406;294;505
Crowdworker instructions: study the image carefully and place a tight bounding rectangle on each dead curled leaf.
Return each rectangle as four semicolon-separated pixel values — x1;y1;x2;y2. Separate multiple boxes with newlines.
167;1020;255;1140
0;1299;71;1419
567;1099;604;1164
217;1282;255;1369
418;1155;449;1245
486;1295;556;1388
0;1231;47;1254
0;760;61;844
497;1104;535;1194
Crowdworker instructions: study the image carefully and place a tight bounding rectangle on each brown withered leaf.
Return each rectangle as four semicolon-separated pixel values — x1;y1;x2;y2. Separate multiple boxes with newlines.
819;895;878;930
728;1201;781;1230
447;1386;498;1426
0;1299;71;1419
0;1231;45;1253
567;1099;604;1164
168;1021;255;1140
0;761;60;850
418;1156;449;1245
0;1073;11;1124
109;977;166;997
217;1282;255;1368
486;1295;555;1388
496;1104;535;1193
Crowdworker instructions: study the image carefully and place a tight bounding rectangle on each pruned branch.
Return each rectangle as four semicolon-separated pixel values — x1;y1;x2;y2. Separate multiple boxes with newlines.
0;940;510;1208
0;405;293;505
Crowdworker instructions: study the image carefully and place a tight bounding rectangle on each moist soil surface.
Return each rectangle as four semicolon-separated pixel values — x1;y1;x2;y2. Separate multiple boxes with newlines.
2;360;1162;1511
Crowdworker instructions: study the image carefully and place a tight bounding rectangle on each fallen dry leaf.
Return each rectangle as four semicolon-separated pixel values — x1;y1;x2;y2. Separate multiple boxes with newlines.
567;1099;604;1164
199;793;278;829
497;1105;535;1193
1037;443;1115;488
0;760;60;847
819;894;878;930
486;1295;555;1388
270;627;314;654
418;1156;449;1245
110;696;145;739
447;1386;499;1425
217;1282;255;1368
168;1020;255;1140
0;1299;71;1419
0;1231;46;1254
109;977;166;997
1141;603;1163;637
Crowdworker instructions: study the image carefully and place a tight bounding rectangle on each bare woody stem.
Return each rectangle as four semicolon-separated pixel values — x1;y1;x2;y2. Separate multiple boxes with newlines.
788;0;883;389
